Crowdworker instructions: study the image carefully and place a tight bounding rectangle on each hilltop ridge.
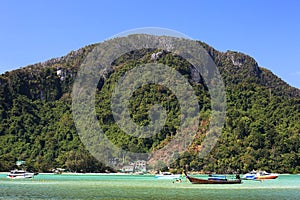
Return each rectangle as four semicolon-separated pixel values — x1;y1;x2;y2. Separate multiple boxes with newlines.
0;35;299;173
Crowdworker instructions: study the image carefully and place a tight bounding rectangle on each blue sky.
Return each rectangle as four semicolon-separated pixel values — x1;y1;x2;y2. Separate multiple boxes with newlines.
0;0;299;89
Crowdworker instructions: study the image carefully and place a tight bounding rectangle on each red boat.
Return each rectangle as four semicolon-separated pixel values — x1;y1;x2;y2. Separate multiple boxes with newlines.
255;171;278;180
184;171;242;184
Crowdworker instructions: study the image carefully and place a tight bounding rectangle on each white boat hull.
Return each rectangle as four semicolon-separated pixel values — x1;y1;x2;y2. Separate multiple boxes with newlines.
155;174;181;179
242;171;278;180
7;170;36;179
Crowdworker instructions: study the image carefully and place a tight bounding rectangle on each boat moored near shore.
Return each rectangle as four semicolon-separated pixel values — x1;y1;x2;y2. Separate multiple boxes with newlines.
7;169;38;179
155;171;181;179
242;170;278;180
184;171;242;184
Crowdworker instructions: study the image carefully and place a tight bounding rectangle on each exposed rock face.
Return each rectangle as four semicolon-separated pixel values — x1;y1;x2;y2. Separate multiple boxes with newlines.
1;37;299;103
0;35;299;173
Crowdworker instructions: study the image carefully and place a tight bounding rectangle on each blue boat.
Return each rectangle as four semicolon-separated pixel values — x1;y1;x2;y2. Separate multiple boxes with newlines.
208;174;227;181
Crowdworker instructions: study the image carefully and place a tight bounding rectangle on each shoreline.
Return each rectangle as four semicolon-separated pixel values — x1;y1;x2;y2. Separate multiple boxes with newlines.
1;171;298;176
0;172;153;175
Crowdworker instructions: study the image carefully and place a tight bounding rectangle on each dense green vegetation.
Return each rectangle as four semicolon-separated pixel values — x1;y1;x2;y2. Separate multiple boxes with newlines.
95;50;209;154
0;38;299;173
172;84;300;174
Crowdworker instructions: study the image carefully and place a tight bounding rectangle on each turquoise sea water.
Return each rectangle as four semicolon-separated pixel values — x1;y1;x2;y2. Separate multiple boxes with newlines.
0;173;299;200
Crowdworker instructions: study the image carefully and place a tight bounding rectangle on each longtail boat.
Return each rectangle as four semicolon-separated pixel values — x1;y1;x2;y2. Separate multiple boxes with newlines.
183;171;242;184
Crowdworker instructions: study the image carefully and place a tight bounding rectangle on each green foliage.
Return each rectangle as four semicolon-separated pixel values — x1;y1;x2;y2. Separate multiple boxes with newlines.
186;83;300;174
0;41;299;174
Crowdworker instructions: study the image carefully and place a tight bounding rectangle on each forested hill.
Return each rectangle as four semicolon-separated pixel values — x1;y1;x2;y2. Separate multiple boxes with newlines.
0;36;299;173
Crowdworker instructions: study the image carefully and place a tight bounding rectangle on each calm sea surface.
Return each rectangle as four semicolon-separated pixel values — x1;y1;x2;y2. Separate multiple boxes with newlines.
0;173;299;199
